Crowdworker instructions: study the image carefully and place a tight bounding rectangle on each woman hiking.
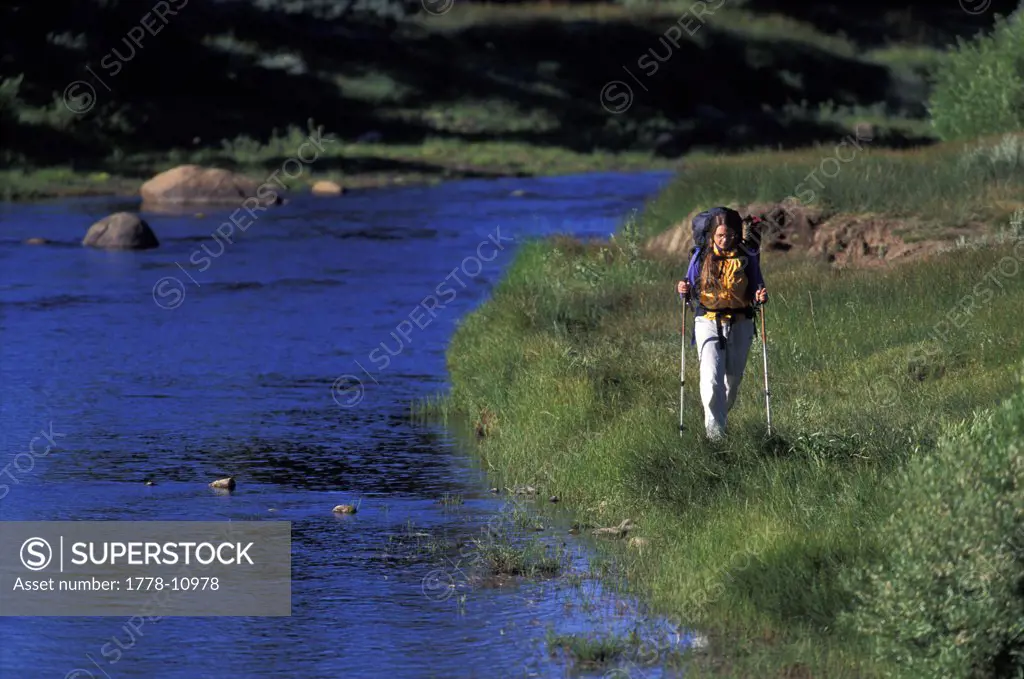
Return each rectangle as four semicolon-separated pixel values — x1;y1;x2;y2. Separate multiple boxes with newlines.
676;207;768;441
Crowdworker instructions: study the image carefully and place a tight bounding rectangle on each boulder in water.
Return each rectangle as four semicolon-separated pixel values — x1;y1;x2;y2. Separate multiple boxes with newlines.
140;165;282;206
24;237;50;245
210;477;236;490
332;504;357;514
311;180;344;196
82;212;159;250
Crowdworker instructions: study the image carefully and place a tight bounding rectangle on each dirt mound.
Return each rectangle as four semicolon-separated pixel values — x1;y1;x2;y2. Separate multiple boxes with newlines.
645;201;953;268
808;214;949;267
643;201;823;261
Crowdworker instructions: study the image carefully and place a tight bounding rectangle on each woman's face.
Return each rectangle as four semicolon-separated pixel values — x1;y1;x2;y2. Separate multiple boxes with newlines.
713;224;737;250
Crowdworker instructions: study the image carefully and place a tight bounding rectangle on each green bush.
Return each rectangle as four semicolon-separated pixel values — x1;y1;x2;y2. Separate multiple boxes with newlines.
0;74;25;116
842;373;1024;678
928;12;1024;141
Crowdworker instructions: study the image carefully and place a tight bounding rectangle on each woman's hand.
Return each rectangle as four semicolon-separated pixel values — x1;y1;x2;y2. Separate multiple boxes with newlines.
755;287;768;304
677;280;690;295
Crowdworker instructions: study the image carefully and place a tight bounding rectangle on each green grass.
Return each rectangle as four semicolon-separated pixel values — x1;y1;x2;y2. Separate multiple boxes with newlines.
472;537;565;577
0;166;142;201
430;163;1024;675
0;126;675;201
637;133;1024;239
435;491;465;506
546;630;630;668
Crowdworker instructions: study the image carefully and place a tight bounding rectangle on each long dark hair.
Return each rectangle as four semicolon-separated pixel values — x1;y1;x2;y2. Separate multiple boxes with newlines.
698;211;742;294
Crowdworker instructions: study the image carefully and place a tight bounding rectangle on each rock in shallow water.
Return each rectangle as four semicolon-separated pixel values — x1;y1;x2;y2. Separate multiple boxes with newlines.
140;165;283;206
332;504;357;514
210;477;236;490
311;180;344;195
592;519;635;538
82;212;159;250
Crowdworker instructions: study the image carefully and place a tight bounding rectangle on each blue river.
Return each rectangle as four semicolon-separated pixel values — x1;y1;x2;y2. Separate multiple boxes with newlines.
0;170;694;678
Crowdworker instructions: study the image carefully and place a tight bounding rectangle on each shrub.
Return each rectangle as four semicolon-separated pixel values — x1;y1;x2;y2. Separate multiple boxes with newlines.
928;13;1024;141
0;74;25;117
842;373;1024;678
958;133;1024;181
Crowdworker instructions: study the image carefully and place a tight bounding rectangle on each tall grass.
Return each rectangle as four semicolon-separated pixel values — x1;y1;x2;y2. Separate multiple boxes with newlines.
639;135;1024;239
435;208;1024;675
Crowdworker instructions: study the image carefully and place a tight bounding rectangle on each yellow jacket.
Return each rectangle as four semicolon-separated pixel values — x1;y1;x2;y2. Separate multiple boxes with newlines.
697;244;752;321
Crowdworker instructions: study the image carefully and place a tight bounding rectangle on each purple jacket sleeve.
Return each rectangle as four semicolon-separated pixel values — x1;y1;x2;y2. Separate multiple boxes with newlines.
685;251;700;285
747;253;765;293
683;251;700;306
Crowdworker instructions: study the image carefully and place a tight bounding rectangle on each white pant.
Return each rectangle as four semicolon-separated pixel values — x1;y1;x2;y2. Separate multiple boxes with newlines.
693;316;755;439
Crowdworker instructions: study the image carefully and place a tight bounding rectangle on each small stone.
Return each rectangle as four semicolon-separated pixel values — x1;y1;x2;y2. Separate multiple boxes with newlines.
628;537;649;550
489;487;500;494
592;519;635;538
144;480;156;486
548;495;559;503
510;189;527;197
209;477;235;490
333;504;357;514
508;485;537;496
24;237;49;245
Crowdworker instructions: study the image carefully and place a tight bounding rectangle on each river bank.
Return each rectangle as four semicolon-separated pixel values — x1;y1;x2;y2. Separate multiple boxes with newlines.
435;136;1024;676
0;136;676;202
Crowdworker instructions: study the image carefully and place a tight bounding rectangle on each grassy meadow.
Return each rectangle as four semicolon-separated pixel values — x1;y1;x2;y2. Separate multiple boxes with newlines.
635;131;1024;236
430;136;1024;677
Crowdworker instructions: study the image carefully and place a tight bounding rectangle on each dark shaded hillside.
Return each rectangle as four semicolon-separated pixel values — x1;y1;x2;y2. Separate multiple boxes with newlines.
1;0;1019;171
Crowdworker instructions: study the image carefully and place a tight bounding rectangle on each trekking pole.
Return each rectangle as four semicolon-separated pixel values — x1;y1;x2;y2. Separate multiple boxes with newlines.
757;301;772;436
679;292;688;436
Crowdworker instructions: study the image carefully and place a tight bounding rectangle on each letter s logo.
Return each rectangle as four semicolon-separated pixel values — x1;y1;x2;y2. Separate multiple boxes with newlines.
20;537;52;571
